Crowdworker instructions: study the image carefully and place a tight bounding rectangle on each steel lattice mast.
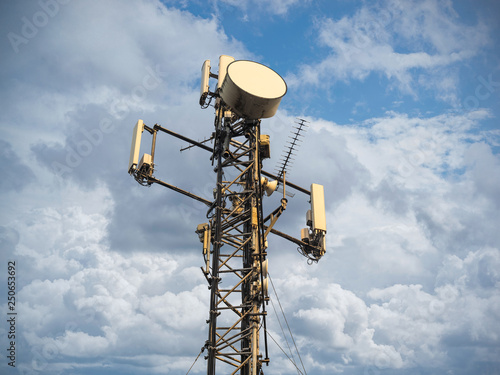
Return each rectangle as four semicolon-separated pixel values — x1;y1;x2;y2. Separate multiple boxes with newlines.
202;111;273;374
128;55;327;375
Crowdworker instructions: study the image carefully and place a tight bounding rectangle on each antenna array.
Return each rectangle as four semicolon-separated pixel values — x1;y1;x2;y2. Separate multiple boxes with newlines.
127;55;327;375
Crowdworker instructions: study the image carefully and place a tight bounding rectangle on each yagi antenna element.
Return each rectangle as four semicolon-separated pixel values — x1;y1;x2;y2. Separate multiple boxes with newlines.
276;118;308;184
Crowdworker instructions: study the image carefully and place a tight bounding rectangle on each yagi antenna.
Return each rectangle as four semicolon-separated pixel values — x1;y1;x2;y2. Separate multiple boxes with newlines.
275;118;309;194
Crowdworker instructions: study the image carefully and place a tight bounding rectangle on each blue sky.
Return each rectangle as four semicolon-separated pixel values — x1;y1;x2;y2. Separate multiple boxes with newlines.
0;1;499;374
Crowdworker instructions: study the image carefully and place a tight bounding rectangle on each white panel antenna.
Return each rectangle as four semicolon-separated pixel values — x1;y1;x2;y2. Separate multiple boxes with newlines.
217;55;235;90
128;119;144;173
310;183;326;232
199;60;211;106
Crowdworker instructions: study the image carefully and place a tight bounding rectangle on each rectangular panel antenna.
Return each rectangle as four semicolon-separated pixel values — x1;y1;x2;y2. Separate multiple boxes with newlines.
200;60;211;106
217;55;235;89
311;183;326;232
128;119;144;173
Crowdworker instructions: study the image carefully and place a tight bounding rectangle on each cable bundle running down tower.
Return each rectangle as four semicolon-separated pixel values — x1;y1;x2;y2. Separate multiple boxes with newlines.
128;55;327;375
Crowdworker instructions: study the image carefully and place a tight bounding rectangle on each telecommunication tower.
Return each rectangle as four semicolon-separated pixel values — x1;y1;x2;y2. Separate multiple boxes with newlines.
128;55;327;375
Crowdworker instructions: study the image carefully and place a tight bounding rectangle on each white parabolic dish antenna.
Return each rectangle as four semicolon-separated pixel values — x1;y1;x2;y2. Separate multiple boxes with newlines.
220;60;287;120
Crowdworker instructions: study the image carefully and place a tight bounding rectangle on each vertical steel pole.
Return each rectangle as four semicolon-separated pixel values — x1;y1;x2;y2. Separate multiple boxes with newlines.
243;122;261;375
251;124;260;375
207;110;224;375
241;124;252;375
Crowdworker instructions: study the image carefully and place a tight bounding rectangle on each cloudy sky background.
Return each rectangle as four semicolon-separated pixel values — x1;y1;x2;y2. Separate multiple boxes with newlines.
1;0;499;374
